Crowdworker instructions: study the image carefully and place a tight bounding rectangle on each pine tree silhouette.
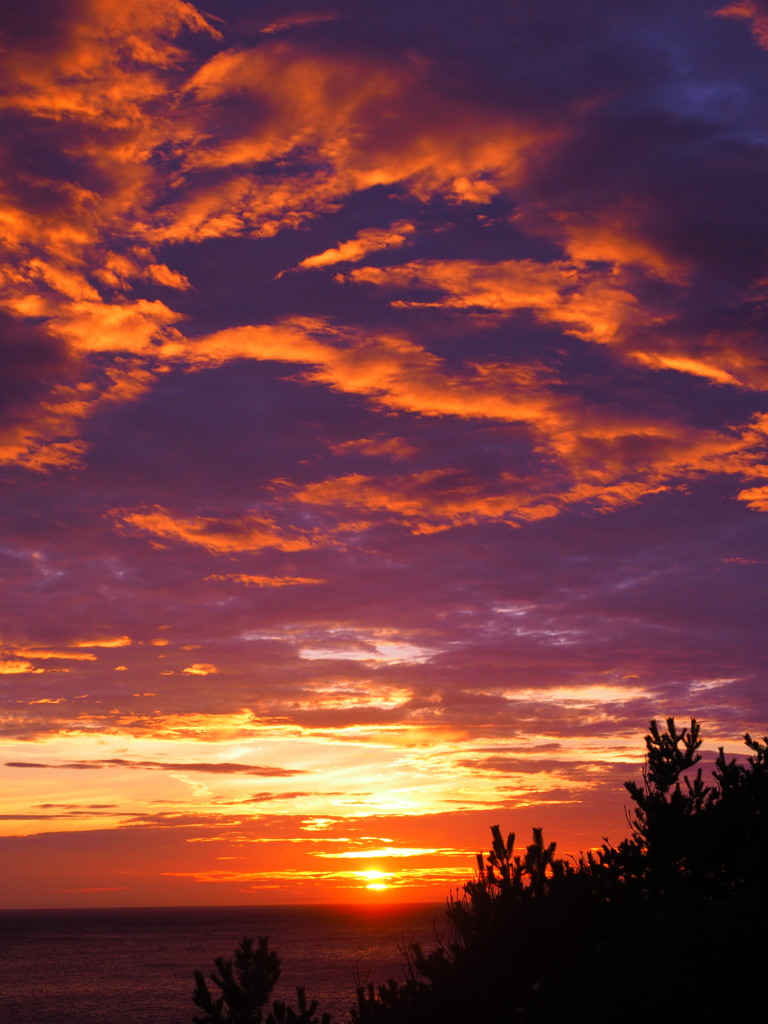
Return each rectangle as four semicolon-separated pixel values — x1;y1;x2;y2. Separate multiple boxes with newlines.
193;936;330;1024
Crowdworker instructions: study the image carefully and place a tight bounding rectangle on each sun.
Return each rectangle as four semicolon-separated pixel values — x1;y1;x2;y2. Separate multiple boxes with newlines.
357;869;391;891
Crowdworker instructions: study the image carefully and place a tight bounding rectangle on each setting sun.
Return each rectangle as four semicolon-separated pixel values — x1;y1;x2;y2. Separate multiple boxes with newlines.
358;870;392;891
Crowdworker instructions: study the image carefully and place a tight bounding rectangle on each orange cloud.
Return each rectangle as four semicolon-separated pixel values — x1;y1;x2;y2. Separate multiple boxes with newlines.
71;637;132;648
0;428;89;473
93;250;192;292
346;256;768;391
515;201;690;284
328;436;417;459
291;467;651;530
2;0;767;530
293;470;532;530
0;10;571;475
545;411;768;492
631;352;742;387
11;649;97;662
636;325;768;392
259;13;337;35
48;298;184;355
350;258;571;312
142;170;349;244
187;319;566;432
149;38;569;247
180;315;768;523
0;660;46;675
181;42;553;190
716;2;768;47
111;505;314;553
0;2;219;290
294;222;416;272
317;847;453;859
0;0;218;124
0;290;184;473
290;411;768;529
205;574;325;587
169;318;329;367
346;258;667;347
0;2;222;474
182;664;218;676
737;483;768;510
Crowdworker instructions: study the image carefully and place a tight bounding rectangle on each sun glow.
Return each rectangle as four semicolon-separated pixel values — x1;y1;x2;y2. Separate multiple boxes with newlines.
357;869;391;890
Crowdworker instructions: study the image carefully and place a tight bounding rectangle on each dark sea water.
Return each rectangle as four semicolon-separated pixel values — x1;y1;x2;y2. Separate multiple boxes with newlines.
0;903;446;1024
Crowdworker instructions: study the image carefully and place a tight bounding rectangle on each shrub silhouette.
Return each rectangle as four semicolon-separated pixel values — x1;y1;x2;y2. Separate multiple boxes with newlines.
193;935;330;1024
196;719;768;1024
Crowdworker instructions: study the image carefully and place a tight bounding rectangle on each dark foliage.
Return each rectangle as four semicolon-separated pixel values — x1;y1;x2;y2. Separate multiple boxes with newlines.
193;935;330;1024
196;719;768;1024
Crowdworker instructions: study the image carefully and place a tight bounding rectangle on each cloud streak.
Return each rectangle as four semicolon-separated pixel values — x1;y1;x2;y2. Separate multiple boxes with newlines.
6;759;304;775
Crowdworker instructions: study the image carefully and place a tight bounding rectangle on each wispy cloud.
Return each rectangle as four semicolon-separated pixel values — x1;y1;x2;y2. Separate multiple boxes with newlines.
5;759;304;775
291;222;416;273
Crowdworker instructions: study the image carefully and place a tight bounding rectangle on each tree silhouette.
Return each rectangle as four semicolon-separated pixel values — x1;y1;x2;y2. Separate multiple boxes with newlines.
193;936;330;1024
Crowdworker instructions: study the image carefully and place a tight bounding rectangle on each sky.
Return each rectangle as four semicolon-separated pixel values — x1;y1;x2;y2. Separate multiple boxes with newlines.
2;0;768;909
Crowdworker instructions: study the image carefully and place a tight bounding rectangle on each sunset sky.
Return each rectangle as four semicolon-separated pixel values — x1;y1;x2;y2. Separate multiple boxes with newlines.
2;0;768;908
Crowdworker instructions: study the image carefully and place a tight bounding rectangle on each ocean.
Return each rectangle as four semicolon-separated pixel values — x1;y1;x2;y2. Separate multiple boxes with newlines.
0;903;447;1024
